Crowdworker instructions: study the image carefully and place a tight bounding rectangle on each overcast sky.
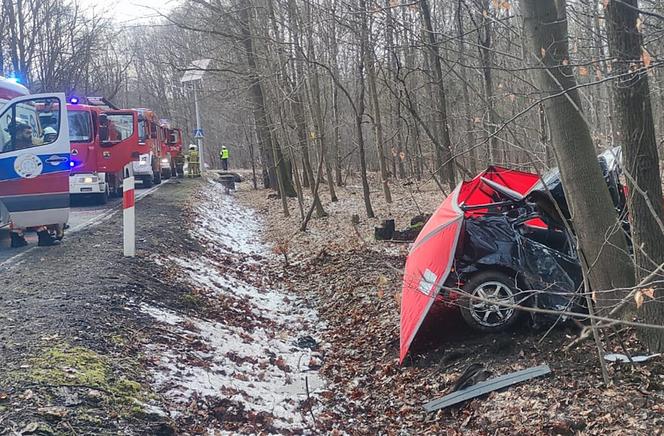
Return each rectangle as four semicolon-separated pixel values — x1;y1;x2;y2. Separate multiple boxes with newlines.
88;0;178;25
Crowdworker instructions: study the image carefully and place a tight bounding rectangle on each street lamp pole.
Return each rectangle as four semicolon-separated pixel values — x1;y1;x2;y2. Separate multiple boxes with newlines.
181;59;211;175
193;82;204;172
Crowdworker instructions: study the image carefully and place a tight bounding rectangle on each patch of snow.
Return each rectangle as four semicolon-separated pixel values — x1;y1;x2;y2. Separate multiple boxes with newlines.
191;181;266;256
143;182;325;432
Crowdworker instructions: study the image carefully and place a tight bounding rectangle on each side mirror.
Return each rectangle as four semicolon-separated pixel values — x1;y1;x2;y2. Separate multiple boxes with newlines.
99;126;109;142
99;114;109;142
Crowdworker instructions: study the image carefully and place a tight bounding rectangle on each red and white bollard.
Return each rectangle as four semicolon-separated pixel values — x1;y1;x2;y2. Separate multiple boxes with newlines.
123;176;135;257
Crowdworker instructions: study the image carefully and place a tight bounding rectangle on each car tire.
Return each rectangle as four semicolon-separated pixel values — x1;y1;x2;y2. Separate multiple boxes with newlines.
459;271;523;333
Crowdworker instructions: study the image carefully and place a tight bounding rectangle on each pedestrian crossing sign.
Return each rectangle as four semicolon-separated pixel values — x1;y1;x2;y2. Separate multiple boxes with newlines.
193;128;205;138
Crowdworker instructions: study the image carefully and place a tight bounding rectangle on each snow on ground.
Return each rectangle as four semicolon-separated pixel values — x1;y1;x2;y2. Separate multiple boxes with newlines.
142;180;325;432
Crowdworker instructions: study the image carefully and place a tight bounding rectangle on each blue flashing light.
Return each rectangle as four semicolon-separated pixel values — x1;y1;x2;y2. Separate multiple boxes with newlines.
69;96;80;104
69;161;76;168
6;77;19;84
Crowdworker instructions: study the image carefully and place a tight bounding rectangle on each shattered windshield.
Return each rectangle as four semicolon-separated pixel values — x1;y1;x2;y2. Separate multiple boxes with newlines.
529;167;560;193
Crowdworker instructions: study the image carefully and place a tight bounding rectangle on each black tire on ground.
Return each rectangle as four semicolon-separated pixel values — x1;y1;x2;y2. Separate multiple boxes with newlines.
459;271;524;333
143;177;153;189
161;168;172;179
154;171;162;185
97;187;109;205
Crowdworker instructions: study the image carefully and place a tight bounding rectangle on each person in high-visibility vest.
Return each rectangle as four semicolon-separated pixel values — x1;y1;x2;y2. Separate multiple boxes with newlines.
187;144;200;177
219;145;229;171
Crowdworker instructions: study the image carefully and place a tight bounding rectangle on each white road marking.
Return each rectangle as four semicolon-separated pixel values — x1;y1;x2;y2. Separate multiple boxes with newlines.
0;180;169;269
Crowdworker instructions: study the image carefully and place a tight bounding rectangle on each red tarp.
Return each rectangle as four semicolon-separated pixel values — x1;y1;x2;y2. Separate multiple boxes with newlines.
399;166;540;363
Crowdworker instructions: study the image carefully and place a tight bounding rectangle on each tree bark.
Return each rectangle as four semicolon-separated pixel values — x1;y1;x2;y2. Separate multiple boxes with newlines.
361;0;392;203
606;0;664;351
287;0;326;217
521;0;634;311
419;0;456;188
477;0;498;164
238;1;296;202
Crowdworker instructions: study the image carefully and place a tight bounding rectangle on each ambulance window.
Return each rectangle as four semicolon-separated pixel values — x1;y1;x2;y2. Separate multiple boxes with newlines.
1;97;60;154
68;111;92;142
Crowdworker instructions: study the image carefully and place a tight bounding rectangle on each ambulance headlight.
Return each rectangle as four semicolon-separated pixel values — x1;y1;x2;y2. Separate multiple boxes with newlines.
161;158;169;164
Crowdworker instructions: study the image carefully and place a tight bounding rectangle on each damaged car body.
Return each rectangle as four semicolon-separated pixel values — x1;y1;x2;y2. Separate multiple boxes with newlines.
399;148;625;361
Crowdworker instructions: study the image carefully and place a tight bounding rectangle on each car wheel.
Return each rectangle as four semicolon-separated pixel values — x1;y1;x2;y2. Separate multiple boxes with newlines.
459;271;523;332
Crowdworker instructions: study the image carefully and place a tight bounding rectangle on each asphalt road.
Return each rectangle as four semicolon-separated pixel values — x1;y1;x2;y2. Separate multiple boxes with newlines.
0;181;168;266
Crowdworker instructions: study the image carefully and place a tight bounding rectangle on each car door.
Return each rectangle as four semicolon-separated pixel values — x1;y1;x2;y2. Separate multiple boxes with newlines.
0;93;70;228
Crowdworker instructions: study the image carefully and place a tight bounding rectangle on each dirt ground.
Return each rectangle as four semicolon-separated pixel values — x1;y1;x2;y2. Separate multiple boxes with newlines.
241;173;664;435
2;174;664;434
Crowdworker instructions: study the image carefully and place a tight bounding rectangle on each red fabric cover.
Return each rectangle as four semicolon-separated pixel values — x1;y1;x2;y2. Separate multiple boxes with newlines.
458;166;539;210
399;187;463;363
399;166;540;363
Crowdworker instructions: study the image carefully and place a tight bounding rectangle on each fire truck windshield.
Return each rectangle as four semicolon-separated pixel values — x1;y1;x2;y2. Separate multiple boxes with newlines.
68;111;92;142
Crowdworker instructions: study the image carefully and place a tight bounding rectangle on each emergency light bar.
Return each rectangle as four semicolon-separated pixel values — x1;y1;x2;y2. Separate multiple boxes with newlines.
86;96;119;110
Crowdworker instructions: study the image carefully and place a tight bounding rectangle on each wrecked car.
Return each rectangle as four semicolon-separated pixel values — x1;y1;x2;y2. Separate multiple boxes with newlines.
399;148;625;362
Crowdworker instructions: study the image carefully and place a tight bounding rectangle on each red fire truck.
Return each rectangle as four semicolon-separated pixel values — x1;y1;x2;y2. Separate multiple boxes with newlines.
62;101;140;203
158;122;173;179
168;127;183;174
132;108;162;187
0;76;71;233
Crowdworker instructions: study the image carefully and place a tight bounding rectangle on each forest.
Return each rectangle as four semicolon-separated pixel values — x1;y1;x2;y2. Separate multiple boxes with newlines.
3;0;664;408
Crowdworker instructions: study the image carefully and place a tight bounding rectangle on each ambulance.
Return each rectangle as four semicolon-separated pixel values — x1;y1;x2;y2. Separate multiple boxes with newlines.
0;76;70;232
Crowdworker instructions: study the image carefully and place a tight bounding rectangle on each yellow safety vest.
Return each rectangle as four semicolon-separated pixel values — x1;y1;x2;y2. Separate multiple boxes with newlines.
221;148;229;159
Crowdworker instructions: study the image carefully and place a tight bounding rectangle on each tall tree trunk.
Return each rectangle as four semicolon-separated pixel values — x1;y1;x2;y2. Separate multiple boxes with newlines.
419;0;456;188
521;0;634;310
477;0;498;164
287;0;326;217
606;0;664;351
305;3;337;203
357;36;375;218
329;7;344;187
238;1;296;203
361;0;392;203
456;4;478;173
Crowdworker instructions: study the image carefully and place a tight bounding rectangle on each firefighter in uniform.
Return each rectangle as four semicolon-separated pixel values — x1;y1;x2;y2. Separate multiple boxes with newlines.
187;144;200;177
174;151;185;178
219;145;229;171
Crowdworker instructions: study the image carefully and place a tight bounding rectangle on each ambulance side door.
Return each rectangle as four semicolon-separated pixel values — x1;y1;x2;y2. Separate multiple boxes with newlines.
0;93;70;228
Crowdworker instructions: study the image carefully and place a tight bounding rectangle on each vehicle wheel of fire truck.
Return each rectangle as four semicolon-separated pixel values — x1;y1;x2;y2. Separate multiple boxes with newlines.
459;271;523;333
154;171;162;185
97;187;109;205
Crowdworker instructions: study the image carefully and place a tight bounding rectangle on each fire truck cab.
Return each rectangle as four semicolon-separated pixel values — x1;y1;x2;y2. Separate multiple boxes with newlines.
158;122;173;180
0;76;71;231
132;108;161;188
63;102;140;203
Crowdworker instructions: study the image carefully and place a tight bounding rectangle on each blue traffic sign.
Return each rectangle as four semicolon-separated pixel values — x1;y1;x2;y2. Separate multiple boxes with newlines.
193;128;205;138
